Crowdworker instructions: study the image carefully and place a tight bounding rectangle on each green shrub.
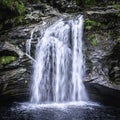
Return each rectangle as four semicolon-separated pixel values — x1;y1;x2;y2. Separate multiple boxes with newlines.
15;1;25;15
85;19;101;30
113;4;120;10
88;34;97;46
88;34;95;41
0;56;17;65
85;19;96;30
113;4;120;17
0;0;25;15
92;39;97;46
117;36;120;42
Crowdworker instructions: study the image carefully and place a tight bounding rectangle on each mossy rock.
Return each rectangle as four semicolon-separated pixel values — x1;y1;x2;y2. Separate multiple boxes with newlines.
0;56;17;65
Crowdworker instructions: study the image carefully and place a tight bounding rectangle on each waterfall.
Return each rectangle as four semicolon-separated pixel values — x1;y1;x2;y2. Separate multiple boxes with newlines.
29;15;88;104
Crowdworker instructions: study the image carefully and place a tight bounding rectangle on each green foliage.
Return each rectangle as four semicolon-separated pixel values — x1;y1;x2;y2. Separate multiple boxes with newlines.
92;39;97;46
85;19;101;30
117;36;120;43
88;34;97;46
0;0;25;15
88;34;95;41
113;4;120;10
113;4;120;17
15;1;25;15
0;56;17;65
85;25;92;30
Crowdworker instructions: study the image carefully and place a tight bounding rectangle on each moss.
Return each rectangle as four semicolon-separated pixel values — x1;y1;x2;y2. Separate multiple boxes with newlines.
92;39;97;46
85;19;101;30
88;34;95;41
84;0;96;5
112;3;120;17
116;36;120;43
0;0;25;15
86;20;97;25
15;1;25;15
113;4;120;10
88;34;97;46
0;56;17;65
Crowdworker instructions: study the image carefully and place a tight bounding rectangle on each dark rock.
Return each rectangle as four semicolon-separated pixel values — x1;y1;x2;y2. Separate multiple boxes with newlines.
84;5;120;90
85;82;120;107
0;42;24;57
0;36;32;102
108;43;120;83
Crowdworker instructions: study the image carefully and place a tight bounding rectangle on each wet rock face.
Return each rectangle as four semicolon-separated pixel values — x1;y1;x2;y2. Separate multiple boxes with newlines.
41;0;79;12
0;26;35;102
0;15;60;102
84;33;117;88
84;6;120;90
108;43;120;84
0;41;31;102
85;83;120;107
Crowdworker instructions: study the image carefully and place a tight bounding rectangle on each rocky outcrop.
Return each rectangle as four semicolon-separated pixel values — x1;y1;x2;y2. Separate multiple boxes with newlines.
0;15;61;102
85;83;120;106
84;6;120;90
0;40;31;102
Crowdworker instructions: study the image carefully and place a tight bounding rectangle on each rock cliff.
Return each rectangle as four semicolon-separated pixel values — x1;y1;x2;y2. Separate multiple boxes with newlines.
0;0;120;105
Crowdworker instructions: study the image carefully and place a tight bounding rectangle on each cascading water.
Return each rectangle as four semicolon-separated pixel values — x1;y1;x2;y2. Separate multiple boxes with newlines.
29;15;88;104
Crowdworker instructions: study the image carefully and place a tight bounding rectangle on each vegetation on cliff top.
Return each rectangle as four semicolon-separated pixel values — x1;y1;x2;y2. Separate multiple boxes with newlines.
0;0;25;15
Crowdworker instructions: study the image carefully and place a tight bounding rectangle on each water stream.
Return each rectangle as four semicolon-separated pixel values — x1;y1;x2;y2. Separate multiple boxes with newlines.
29;15;88;104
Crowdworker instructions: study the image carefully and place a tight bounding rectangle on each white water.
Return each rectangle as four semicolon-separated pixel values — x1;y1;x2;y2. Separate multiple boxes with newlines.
29;15;88;104
26;26;38;56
